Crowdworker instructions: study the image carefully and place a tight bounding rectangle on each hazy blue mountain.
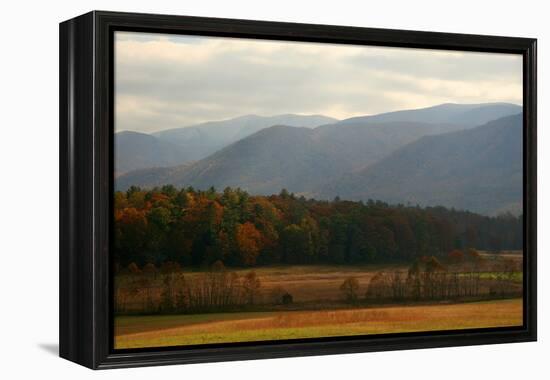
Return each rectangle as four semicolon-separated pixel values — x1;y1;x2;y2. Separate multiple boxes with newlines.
115;162;195;189
116;104;520;175
312;120;467;170
152;114;338;161
116;104;523;215
317;114;523;215
338;102;521;127
116;119;474;194
116;114;336;175
115;131;193;175
118;126;347;193
311;102;521;169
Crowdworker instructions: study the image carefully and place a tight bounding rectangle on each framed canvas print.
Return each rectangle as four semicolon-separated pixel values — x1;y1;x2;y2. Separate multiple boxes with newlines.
59;11;537;369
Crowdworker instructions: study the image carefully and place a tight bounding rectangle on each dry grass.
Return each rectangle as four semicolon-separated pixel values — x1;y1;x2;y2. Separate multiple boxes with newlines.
116;257;523;311
256;265;403;302
116;264;409;307
115;298;522;349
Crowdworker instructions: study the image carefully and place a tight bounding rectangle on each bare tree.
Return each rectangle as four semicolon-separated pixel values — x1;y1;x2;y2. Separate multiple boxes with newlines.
243;271;261;305
340;277;360;303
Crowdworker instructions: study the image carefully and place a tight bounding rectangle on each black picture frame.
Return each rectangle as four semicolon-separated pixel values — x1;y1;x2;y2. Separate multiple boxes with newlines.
59;10;537;369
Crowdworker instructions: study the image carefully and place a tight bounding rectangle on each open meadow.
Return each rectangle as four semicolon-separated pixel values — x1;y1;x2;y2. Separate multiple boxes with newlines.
116;263;408;309
115;253;523;312
114;255;523;349
115;298;523;348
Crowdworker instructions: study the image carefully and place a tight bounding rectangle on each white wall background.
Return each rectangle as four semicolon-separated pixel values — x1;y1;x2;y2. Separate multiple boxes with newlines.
0;0;547;377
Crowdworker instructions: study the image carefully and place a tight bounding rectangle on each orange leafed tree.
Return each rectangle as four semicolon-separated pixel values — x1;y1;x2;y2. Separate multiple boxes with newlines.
236;222;263;265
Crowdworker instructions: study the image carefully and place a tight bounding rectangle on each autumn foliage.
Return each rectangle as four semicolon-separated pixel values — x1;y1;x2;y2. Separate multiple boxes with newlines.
236;222;262;265
114;186;522;268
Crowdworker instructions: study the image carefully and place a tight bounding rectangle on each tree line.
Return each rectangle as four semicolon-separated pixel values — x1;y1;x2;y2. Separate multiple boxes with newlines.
116;253;521;314
116;261;263;314
362;254;521;302
114;185;522;268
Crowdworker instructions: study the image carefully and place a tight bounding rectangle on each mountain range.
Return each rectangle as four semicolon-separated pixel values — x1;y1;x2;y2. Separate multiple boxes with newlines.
337;102;520;126
116;114;336;174
115;102;523;215
115;131;193;175
316;113;523;215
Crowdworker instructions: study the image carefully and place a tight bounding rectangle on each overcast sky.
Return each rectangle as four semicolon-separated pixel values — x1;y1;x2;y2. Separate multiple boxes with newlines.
115;31;522;134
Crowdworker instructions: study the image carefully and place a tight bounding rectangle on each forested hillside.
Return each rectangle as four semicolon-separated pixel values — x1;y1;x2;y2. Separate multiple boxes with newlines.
318;113;523;215
116;107;523;216
114;186;522;268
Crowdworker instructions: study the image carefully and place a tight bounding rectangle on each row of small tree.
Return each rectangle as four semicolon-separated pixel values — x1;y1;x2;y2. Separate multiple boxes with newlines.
116;261;262;313
116;254;521;313
339;256;521;303
364;270;485;301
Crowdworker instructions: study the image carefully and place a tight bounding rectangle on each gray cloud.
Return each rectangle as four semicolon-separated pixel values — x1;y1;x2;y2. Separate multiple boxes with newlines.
115;32;522;133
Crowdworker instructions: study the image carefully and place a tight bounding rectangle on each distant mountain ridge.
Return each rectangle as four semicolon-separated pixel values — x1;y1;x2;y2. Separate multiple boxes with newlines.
338;102;521;126
116;103;523;215
115;131;193;175
155;114;337;141
152;114;338;159
317;113;523;215
116;114;337;174
116;118;477;193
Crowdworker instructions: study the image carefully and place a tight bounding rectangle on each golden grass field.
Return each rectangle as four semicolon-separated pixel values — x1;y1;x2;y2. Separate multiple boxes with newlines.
116;263;410;308
245;264;408;303
114;298;523;349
